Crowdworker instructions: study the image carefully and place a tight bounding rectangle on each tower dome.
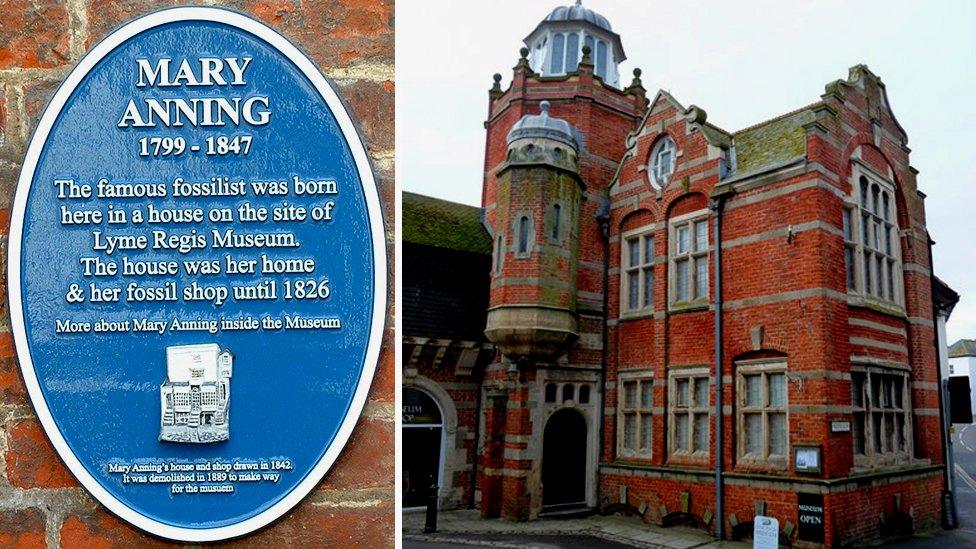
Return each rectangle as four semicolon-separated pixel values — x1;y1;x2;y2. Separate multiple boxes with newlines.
524;1;626;86
507;101;582;152
545;2;612;31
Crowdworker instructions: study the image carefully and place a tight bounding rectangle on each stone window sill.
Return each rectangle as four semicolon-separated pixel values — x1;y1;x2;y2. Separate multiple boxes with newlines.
668;299;709;314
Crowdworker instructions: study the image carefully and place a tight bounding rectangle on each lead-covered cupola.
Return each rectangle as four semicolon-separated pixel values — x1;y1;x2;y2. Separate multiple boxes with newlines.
524;0;626;87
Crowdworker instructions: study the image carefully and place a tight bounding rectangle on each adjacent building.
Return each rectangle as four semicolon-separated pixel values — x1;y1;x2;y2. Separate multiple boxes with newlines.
949;339;976;417
403;2;955;545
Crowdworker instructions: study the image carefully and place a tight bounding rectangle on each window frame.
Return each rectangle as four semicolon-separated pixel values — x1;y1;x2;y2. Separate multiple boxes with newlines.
512;212;534;259
850;365;913;468
619;224;657;317
493;233;505;275
617;370;654;459
736;360;789;468
668;367;710;460
668;210;711;309
845;162;904;310
550;203;562;241
647;136;676;189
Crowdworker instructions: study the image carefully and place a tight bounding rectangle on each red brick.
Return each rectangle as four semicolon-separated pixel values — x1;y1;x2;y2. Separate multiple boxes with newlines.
334;79;394;153
0;507;46;548
244;0;393;68
0;356;28;406
6;418;78;489
319;415;393;491
59;512;170;549
213;500;393;548
0;0;71;69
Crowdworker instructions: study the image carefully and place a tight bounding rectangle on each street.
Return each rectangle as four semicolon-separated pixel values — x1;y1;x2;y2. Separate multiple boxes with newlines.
405;534;641;549
887;424;976;547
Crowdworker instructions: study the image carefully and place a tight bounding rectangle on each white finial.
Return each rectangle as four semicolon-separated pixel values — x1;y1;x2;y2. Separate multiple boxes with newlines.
540;100;551;117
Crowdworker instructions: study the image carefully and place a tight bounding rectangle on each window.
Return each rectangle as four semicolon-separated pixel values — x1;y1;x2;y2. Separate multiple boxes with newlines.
562;384;575;402
618;372;653;457
842;209;855;290
669;369;709;457
565;33;579;72
595;40;608;80
851;367;912;466
544;32;612;82
578;385;590;404
517;215;530;255
493;234;504;274
648;137;676;188
551;204;561;240
550;33;565;73
737;363;788;465
670;215;710;306
848;168;902;306
621;228;655;314
545;383;557;403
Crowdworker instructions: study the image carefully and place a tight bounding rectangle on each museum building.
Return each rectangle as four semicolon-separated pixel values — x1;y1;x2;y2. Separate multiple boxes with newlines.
403;2;954;545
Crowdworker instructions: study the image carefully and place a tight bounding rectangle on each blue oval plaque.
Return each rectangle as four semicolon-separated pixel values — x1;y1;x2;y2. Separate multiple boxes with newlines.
8;7;386;541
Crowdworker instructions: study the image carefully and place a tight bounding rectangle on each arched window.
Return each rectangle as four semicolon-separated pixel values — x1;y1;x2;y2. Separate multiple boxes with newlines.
578;385;590;404
551;204;561;240
565;33;580;72
517;215;530;254
648;136;676;188
595;40;608;80
545;383;558;403
494;235;504;274
845;169;901;304
550;34;565;73
562;384;575;402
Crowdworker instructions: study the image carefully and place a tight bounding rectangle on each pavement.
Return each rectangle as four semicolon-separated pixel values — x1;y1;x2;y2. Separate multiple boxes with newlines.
405;430;976;548
403;509;750;549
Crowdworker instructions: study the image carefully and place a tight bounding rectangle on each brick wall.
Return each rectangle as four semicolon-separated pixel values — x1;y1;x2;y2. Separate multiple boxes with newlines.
0;0;394;546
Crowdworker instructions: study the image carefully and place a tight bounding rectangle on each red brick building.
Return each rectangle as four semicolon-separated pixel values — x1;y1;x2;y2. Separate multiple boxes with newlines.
404;2;952;546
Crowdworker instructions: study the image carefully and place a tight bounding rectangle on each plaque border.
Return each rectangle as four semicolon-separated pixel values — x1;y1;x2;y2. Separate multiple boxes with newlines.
6;7;388;542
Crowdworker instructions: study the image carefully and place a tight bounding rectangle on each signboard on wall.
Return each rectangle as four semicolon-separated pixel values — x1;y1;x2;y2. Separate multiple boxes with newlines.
8;7;385;541
798;493;826;543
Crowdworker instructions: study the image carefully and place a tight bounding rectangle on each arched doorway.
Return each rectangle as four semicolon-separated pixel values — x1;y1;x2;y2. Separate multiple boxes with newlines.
542;408;587;509
402;387;444;508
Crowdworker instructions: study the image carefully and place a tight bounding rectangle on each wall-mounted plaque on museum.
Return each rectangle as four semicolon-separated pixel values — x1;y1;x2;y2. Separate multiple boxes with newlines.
7;7;386;542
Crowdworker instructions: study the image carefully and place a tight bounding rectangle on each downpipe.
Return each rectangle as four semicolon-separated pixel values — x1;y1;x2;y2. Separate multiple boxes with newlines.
711;196;727;539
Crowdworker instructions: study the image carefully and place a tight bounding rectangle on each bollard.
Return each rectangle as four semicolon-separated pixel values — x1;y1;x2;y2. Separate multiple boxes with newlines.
424;483;439;533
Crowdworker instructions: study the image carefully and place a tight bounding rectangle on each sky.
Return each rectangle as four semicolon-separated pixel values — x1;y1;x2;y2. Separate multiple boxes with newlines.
397;0;976;344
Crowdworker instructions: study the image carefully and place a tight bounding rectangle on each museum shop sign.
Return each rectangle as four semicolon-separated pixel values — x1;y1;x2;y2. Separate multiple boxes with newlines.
7;8;385;541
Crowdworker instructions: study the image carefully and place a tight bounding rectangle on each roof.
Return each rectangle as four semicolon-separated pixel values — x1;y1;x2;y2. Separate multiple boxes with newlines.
546;1;611;31
933;276;961;317
507;100;582;151
402;192;492;255
732;105;816;174
950;340;976;358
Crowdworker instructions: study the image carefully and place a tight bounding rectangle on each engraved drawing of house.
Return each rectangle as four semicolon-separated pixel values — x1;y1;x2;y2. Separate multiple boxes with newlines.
159;343;233;443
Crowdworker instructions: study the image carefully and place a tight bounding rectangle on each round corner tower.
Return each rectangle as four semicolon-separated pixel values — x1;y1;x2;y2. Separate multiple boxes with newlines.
484;101;584;362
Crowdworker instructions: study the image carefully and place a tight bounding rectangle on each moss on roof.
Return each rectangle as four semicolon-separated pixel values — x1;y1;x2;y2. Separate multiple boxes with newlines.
950;339;976;358
403;191;492;255
733;105;816;174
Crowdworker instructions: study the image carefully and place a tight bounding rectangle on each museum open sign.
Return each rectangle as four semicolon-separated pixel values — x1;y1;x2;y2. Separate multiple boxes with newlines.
7;7;385;542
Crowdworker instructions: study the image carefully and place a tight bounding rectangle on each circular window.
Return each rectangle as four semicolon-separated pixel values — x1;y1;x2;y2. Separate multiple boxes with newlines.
648;136;676;189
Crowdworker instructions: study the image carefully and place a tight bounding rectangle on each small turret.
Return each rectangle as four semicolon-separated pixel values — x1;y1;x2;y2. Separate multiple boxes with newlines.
485;101;584;361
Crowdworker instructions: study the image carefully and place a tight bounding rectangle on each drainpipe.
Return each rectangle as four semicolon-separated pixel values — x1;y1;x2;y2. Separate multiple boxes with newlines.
596;197;612;485
928;236;957;528
711;194;727;540
469;354;484;509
